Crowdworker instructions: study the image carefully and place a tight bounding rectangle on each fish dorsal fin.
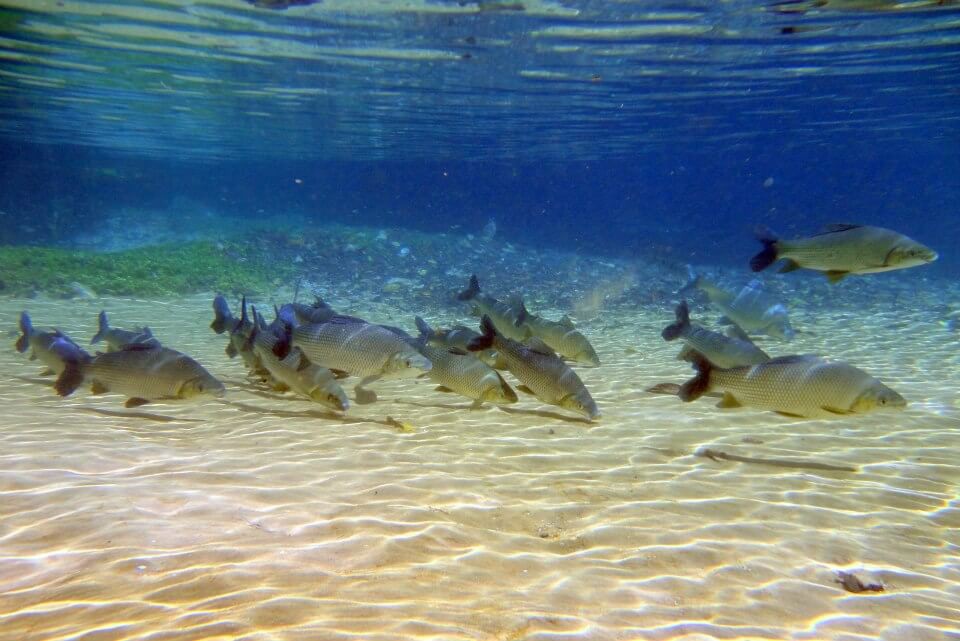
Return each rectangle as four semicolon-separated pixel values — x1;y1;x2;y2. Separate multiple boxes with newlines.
120;342;157;352
525;337;558;357
559;315;575;329
724;324;753;342
327;314;367;325
447;347;469;356
765;354;821;366
812;223;862;237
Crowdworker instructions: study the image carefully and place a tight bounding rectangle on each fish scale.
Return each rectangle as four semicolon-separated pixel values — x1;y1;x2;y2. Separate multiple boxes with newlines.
417;341;514;404
87;348;209;399
706;356;902;417
293;321;413;377
491;332;597;417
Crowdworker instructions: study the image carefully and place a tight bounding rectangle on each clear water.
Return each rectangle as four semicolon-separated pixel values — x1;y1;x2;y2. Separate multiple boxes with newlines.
0;1;959;639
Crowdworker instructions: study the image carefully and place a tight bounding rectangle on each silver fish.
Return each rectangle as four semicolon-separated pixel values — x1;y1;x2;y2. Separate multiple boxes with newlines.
276;316;432;390
685;273;794;341
662;300;769;369
247;310;349;412
55;344;225;407
90;310;158;352
679;353;905;418
16;311;89;377
456;275;530;341
751;224;938;283
413;317;517;407
514;299;600;367
415;316;505;369
468;315;599;420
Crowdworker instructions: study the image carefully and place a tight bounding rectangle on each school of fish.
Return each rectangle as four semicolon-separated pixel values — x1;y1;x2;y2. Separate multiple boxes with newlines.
13;223;935;422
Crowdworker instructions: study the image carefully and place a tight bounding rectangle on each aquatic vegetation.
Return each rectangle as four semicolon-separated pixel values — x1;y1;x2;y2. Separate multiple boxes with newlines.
0;241;292;297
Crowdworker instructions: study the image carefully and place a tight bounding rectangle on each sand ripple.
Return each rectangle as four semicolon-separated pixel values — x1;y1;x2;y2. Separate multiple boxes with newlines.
0;293;958;640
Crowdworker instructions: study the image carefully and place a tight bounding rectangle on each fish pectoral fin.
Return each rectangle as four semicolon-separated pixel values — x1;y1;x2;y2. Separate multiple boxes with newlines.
225;343;238;358
354;388;378;405
824;271;849;284
272;382;290;392
469;400;484;410
125;397;151;408
821;406;854;415
517;385;536;396
645;382;681;396
778;259;801;274
40;368;55;376
716;392;743;409
28;354;37;361
434;385;455;393
90;380;109;395
330;369;350;379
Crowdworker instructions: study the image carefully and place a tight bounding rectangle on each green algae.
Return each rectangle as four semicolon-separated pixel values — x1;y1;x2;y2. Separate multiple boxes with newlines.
0;242;291;298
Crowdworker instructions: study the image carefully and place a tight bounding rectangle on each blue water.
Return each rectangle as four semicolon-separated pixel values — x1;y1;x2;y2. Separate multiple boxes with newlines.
0;0;958;273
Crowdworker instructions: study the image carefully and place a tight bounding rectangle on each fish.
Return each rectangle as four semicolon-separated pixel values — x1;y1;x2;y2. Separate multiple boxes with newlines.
246;307;349;412
414;316;506;369
514;299;600;367
468;315;599;420
662;300;770;369
290;297;339;325
684;272;794;340
272;316;432;392
678;353;905;419
456;275;530;341
55;343;225;408
211;295;267;377
750;224;938;283
413;316;517;407
16;311;90;377
90;310;158;351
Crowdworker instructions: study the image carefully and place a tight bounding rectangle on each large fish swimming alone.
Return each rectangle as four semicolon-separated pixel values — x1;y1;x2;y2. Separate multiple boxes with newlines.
55;343;225;408
679;353;905;419
468;315;600;420
751;224;938;283
662;300;770;369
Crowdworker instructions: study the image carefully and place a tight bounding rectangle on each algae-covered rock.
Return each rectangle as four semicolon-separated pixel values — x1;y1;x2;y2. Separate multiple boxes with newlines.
0;242;293;298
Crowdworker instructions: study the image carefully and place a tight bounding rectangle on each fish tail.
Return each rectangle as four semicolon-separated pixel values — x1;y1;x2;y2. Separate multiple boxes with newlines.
467;315;496;351
414;316;435;340
90;310;110;345
679;355;713;402
54;360;85;397
661;300;691;341
15;311;33;353
456;274;480;301
210;295;234;334
677;265;700;295
750;225;780;272
272;322;293;359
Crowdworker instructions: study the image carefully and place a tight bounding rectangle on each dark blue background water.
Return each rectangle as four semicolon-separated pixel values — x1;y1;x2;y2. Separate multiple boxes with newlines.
2;134;956;276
